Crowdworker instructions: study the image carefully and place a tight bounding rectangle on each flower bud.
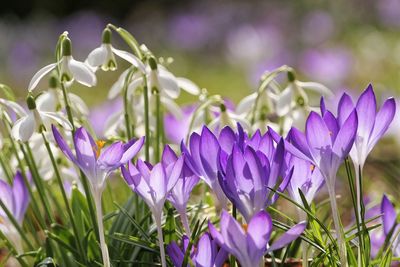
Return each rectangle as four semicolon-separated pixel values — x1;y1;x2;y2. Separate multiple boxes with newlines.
148;57;158;70
26;95;36;110
102;28;112;44
287;70;296;82
62;38;72;57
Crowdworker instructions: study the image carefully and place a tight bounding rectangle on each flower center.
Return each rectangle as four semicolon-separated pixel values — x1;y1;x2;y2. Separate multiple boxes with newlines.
242;223;248;233
310;164;315;172
94;140;106;158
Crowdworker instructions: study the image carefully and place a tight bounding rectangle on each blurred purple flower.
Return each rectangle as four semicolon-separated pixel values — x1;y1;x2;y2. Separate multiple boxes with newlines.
301;11;335;45
209;210;306;267
89;99;123;137
164;105;195;144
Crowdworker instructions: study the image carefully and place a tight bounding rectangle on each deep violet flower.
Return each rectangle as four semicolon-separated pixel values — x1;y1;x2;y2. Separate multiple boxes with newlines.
52;125;144;267
217;140;291;223
121;147;184;267
209;210;306;267
163;146;200;236
167;233;228;267
0;171;30;252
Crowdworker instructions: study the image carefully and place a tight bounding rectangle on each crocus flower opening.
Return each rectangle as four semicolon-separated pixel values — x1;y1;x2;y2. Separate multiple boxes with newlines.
166;233;228;267
0;171;30;253
209;210;306;267
121;145;184;267
52;125;144;267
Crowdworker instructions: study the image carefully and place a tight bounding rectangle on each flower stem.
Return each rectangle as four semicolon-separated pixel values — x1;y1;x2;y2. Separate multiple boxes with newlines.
154;213;167;267
327;183;347;267
143;79;150;162
179;210;191;237
155;91;161;162
94;191;110;267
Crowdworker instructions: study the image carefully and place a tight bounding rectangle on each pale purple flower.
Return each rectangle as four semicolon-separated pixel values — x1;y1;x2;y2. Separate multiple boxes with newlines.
167;233;228;267
163;145;200;235
164;105;196;144
52;125;144;194
337;85;396;169
209;210;306;267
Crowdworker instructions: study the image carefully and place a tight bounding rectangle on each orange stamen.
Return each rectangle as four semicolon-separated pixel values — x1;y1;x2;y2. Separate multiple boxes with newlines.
94;140;106;158
310;164;315;171
242;223;248;233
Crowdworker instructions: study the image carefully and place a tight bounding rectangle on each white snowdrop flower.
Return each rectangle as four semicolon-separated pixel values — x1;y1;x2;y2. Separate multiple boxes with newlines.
28;37;96;91
10;95;72;142
208;103;252;132
86;28;145;72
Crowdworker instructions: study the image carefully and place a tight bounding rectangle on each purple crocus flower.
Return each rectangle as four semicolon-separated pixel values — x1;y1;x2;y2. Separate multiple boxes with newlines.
164;105;196;144
369;195;400;259
167;233;228;267
217;140;290;222
121;147;184;267
182;126;229;209
52;125;144;267
0;171;30;252
209;210;306;267
163;146;200;236
337;85;396;170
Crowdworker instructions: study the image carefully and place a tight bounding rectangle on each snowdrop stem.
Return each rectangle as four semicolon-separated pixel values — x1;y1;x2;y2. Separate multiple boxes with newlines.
142;77;150;161
41;132;87;263
327;182;347;267
154;213;167;267
123;68;135;139
155;91;161;162
60;82;75;130
94;191;110;267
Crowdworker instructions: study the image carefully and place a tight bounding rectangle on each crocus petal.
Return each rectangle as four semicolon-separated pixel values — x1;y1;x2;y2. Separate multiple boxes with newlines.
337;93;354;126
149;163;167;203
219;210;247;257
208;221;225;247
177;77;200;95
166;156;184;192
98;141;124;170
162;145;178;166
195;233;213;267
119;136;145;164
286;127;313;161
52;125;77;164
73;127;97;179
12;114;35;142
267;222;307;252
368;98;396;152
12;172;29;224
68;58;97;87
28;63;57;91
199;127;220;181
87;45;108;67
305;111;332;163
246;211;272;259
332;110;358;159
356;85;377;141
381;195;396;235
0;180;13;214
166;241;184;267
111;47;146;72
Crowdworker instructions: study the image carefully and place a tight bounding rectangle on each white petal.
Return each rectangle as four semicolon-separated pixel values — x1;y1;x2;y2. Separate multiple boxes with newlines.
68;93;89;116
12;114;35;142
236;93;257;115
112;47;146;73
87;45;108;67
177;77;200;95
41;111;72;130
108;69;130;99
159;73;180;99
68;58;97;87
0;99;27;117
160;97;183;119
127;76;144;96
276;85;293;117
36;91;57;112
28;63;57;91
296;81;333;96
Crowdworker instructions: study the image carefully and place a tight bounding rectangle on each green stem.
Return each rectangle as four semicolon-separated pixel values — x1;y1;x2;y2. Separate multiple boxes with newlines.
154;213;166;267
94;191;110;267
155;91;161;162
22;143;54;224
41;131;87;264
0;230;29;267
143;80;150;162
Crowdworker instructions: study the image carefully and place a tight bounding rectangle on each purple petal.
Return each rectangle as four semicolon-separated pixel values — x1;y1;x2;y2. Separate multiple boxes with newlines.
320;97;327;115
208;220;225;247
195;233;214;267
246;211;272;258
219;210;246;254
285;128;313;161
356;85;377;141
97;141;124;170
268;139;284;189
0;180;13;217
368;98;396;152
166;241;184;267
306;111;332;163
166;156;184;192
12;171;30;224
162;145;178;167
381;195;396;235
267;221;307;252
199;126;220;181
73;127;97;179
322;111;339;142
52;125;77;164
219;126;237;153
120;136;145;164
149;163;167;202
337;93;354;126
332;110;358;159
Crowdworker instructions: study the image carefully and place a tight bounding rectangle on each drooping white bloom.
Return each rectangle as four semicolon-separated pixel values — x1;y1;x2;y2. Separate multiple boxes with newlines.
28;37;96;91
86;28;145;72
2;96;72;142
